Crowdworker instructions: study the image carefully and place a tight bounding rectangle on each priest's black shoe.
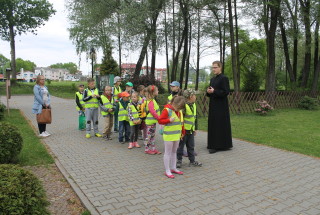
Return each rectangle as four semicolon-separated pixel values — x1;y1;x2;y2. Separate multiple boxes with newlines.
209;149;217;154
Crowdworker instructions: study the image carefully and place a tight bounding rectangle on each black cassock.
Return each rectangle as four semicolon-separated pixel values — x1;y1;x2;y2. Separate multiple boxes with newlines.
206;74;233;150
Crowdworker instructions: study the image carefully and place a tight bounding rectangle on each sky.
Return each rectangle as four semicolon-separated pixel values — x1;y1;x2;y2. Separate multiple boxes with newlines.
0;0;231;76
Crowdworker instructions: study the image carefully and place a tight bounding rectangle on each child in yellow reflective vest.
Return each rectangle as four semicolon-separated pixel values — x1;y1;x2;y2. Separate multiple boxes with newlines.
137;85;147;140
158;96;186;179
99;86;115;140
145;85;161;155
75;84;85;130
127;92;141;149
177;89;202;168
114;91;131;143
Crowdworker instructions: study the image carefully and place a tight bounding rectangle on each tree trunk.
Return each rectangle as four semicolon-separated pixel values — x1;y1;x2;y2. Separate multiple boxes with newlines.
279;13;295;83
184;21;192;90
195;8;200;91
9;25;17;80
222;2;227;72
299;0;311;88
117;12;122;76
311;20;319;92
171;0;175;83
146;47;149;75
265;0;280;92
165;8;170;91
172;22;186;82
234;0;240;88
134;30;151;79
227;0;240;92
179;3;188;87
293;0;298;81
211;8;223;62
151;20;157;80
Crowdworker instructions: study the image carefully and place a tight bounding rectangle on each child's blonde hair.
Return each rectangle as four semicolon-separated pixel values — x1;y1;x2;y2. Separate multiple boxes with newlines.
131;91;139;99
171;96;186;111
146;85;158;100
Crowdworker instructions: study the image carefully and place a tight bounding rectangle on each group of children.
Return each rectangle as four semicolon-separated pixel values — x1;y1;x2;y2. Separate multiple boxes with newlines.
75;77;202;179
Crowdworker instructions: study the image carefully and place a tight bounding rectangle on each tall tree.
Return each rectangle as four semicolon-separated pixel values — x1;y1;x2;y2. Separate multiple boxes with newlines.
299;0;312;88
264;0;281;92
227;0;240;92
0;0;55;80
311;18;319;91
279;11;295;82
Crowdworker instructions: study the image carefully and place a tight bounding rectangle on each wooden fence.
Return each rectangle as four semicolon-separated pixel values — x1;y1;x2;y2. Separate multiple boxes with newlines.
196;91;320;117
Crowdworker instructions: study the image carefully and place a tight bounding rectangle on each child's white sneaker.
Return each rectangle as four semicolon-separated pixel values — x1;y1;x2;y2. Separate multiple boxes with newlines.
44;131;51;136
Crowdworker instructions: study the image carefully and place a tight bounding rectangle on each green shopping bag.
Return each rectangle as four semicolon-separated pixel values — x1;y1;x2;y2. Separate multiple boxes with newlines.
78;114;86;130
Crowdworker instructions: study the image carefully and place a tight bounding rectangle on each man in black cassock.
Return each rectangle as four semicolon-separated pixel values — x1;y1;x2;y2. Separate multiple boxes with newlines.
206;61;233;154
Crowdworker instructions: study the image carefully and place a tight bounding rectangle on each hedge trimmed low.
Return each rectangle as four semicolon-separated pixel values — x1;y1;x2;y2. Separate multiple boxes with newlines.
0;122;23;163
0;164;50;215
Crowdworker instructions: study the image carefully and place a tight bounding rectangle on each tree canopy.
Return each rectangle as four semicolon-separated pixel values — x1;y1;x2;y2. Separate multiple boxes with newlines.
0;0;55;79
50;62;78;74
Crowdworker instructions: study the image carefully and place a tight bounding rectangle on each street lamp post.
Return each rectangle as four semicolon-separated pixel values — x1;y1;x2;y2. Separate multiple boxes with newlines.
90;48;96;78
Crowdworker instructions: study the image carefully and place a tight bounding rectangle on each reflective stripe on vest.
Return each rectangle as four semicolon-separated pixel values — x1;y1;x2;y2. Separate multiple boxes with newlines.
128;104;140;126
145;99;160;125
163;108;183;141
184;103;196;131
113;86;122;100
101;95;114;116
118;102;129;121
75;92;85;110
85;89;99;108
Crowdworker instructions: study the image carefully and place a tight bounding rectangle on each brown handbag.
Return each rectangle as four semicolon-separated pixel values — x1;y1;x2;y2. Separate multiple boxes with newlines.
37;107;52;124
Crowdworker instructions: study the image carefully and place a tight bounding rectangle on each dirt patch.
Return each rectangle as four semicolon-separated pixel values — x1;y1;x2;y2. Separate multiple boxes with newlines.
25;164;87;215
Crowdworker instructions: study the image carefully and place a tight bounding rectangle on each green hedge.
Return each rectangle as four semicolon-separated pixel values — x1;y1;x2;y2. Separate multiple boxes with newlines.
0;122;23;163
0;164;49;215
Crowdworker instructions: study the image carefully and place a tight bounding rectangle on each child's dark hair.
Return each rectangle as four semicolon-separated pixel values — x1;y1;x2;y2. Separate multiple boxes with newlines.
171;96;185;111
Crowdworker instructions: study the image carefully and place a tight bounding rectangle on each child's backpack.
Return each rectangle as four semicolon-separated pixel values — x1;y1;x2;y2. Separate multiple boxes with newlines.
138;99;147;119
159;108;173;135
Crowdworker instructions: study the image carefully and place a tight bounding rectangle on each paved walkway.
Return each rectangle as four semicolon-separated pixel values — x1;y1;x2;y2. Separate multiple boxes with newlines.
2;95;320;215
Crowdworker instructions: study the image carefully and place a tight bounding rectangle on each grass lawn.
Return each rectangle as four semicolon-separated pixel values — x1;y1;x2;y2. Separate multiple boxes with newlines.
198;108;320;158
3;109;54;166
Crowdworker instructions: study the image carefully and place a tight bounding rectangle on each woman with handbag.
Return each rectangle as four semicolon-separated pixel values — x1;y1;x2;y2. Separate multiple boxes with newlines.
32;75;51;137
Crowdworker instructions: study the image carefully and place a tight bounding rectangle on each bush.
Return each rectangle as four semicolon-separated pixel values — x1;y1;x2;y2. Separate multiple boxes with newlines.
0;164;50;215
255;100;273;115
298;96;319;110
242;70;262;92
0;103;6;120
128;74;165;94
0;122;23;163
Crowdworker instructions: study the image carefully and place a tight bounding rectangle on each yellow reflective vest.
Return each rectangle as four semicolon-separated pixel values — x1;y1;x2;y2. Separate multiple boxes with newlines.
113;86;122;100
184;103;196;131
163;108;183;141
118;102;129;121
127;104;141;126
100;95;114;116
85;88;99;108
167;94;173;104
75;91;85;110
145;99;160;125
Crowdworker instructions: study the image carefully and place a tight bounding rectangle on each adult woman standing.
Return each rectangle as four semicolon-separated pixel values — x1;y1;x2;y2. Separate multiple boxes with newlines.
206;61;232;153
32;75;51;137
